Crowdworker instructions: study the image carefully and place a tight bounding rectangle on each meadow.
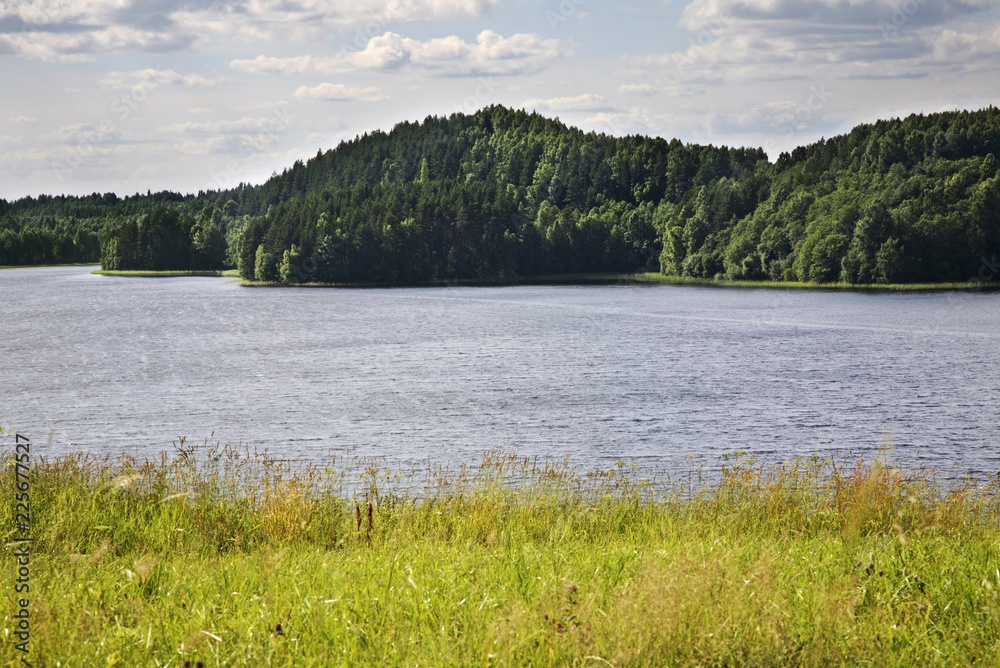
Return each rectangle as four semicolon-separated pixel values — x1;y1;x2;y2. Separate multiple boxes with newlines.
3;442;1000;666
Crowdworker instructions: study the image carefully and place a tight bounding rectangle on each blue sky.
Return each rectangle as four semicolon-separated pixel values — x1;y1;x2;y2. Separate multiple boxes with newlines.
2;0;999;199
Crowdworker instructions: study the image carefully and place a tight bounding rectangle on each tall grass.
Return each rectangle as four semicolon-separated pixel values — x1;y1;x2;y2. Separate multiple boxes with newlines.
3;444;1000;666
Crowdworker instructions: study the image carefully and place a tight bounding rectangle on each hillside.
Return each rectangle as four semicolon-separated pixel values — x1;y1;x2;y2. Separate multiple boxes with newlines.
3;105;998;285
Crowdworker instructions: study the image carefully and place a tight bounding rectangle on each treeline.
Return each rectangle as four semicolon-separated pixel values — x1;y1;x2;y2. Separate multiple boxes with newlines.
100;203;245;271
0;227;100;266
5;105;1000;284
665;109;1000;283
0;190;197;267
235;105;1000;285
237;108;763;283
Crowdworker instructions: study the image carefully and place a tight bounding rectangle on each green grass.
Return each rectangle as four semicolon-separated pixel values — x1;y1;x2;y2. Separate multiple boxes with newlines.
240;272;1000;291
4;444;1000;666
0;263;98;270
630;273;1000;292
239;273;648;288
92;269;238;277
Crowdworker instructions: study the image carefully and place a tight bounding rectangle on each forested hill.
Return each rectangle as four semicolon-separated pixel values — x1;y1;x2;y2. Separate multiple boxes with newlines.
4;105;999;285
234;109;766;283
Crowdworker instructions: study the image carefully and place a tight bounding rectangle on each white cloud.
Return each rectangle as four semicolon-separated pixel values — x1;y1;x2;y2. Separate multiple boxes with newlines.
628;0;1000;85
228;55;318;76
42;122;122;145
98;68;223;89
0;0;506;60
522;93;611;111
158;116;287;136
931;21;1000;63
294;83;387;102
8;116;38;125
350;32;414;69
582;108;686;137
230;30;565;77
679;0;996;33
0;24;195;62
618;84;658;96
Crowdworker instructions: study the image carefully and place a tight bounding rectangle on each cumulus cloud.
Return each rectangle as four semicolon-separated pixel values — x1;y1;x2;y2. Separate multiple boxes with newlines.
629;0;1000;84
522;93;611;111
293;83;387;102
230;30;565;76
0;0;505;60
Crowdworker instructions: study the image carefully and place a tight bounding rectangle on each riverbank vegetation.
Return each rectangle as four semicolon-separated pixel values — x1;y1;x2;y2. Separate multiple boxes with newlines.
4;443;1000;666
92;269;238;277
238;271;1000;291
3;106;999;285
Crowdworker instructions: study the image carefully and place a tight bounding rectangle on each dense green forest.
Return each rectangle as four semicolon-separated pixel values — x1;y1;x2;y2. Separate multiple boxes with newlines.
3;105;998;284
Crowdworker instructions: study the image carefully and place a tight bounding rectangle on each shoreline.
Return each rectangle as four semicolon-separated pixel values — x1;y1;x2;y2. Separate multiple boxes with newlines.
240;271;1000;292
1;262;99;270
91;269;240;277
0;264;979;291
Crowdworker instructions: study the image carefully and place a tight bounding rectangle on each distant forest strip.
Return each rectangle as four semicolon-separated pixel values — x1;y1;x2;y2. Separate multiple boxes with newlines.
3;105;998;285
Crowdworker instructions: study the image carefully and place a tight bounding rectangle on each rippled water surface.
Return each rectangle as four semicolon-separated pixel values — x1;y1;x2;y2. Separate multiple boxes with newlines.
3;266;999;477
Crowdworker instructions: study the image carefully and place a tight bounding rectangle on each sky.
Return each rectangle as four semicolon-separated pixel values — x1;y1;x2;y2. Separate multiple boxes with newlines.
1;0;999;200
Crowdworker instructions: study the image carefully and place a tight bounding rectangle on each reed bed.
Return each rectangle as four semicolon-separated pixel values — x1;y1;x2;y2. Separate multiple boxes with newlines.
3;443;1000;666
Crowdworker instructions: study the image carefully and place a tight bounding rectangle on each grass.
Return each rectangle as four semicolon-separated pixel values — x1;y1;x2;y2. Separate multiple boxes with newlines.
92;270;239;277
240;272;1000;292
630;273;1000;292
3;444;1000;666
0;263;98;270
239;273;649;288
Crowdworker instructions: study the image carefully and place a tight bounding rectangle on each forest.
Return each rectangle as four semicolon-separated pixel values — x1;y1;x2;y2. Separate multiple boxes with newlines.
3;105;998;285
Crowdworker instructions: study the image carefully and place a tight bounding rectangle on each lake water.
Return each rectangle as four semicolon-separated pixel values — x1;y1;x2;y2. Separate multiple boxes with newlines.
2;266;999;480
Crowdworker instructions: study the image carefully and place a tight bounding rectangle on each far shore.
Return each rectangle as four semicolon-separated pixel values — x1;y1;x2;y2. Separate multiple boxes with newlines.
239;271;1000;292
91;269;240;277
1;262;99;270
0;264;989;292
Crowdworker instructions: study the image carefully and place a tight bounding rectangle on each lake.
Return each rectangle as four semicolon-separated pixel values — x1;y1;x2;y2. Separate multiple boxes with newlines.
2;266;999;479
